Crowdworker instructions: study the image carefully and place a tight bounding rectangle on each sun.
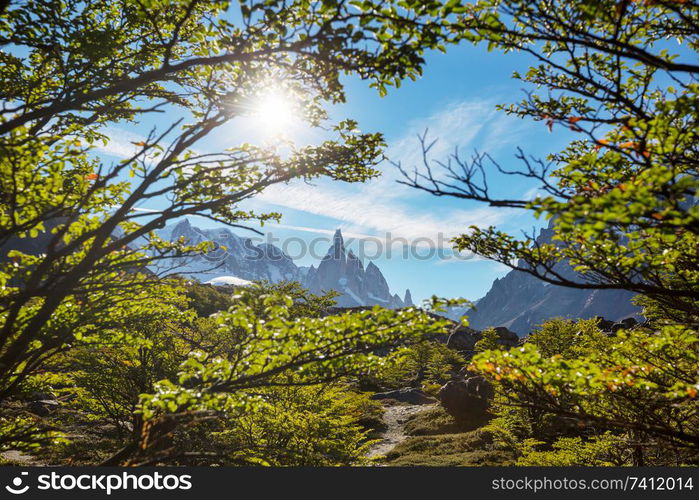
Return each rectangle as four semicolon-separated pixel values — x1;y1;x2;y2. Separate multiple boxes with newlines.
250;87;297;137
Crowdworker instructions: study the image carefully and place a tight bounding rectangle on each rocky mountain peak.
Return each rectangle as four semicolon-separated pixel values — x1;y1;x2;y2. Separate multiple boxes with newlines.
305;229;408;309
325;228;347;261
169;218;205;246
347;248;363;268
333;228;344;247
171;217;193;235
157;223;412;311
459;219;641;335
155;221;300;284
404;289;414;307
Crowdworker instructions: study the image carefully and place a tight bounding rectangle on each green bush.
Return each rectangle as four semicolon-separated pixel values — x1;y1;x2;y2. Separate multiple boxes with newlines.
373;342;465;390
472;318;699;466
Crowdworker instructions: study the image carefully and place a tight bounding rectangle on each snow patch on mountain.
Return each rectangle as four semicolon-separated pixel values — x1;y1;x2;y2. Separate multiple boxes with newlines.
156;221;413;309
205;276;253;287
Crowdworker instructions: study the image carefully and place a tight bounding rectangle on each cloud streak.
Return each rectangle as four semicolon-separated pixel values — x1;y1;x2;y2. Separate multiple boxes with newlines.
257;182;510;245
93;126;148;159
93;98;529;248
256;98;528;245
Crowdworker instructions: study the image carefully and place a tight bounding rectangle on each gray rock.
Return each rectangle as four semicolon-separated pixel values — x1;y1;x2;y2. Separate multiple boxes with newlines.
447;325;480;352
493;326;520;347
438;374;493;428
446;324;520;354
611;317;638;333
620;317;638;329
595;316;616;332
370;388;437;405
28;391;54;401
27;400;59;417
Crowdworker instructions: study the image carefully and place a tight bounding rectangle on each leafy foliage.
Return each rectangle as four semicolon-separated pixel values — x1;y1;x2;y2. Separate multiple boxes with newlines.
140;290;448;418
372;341;463;392
394;0;699;466
474;327;500;353
0;0;467;401
384;428;515;466
516;433;621;467
0;0;465;458
84;286;454;466
399;0;699;318
182;385;378;466
473;319;699;465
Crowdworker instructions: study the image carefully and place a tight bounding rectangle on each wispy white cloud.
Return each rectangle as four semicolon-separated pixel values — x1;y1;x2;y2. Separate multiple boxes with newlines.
130;206;160;213
257;181;511;247
272;223;375;240
256;98;528;245
366;98;529;198
93;126;147;159
98;99;529;248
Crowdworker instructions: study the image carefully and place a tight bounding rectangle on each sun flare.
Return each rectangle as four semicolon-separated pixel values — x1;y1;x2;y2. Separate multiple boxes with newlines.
250;87;297;137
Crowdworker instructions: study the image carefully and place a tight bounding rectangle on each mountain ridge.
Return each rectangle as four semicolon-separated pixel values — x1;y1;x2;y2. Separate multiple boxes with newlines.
156;221;413;309
453;221;641;335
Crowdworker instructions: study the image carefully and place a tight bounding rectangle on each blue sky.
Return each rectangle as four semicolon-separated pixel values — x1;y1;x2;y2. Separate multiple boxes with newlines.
98;41;577;303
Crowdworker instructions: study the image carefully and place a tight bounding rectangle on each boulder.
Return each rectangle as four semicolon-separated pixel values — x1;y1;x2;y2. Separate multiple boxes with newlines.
620;317;638;329
594;316;616;332
493;326;520;347
608;317;640;334
28;391;54;401
27;399;59;417
370;388;437;405
438;374;494;429
446;325;479;352
446;325;520;354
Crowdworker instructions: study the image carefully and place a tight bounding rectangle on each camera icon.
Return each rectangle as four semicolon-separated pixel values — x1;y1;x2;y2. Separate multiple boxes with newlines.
5;472;30;495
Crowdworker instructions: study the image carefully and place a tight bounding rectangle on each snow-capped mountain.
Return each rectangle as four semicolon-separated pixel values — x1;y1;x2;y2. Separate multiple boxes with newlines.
155;221;413;309
152;219;302;284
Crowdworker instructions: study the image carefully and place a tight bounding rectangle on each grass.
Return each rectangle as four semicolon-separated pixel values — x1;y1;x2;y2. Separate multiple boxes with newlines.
383;405;515;466
404;405;466;436
384;429;516;466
